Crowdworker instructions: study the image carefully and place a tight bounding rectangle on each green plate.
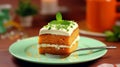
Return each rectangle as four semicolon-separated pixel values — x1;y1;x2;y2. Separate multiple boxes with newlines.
9;36;107;64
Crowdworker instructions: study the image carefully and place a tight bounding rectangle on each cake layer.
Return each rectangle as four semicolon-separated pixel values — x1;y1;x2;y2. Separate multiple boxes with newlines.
38;36;79;50
39;41;78;55
39;21;78;36
39;28;79;45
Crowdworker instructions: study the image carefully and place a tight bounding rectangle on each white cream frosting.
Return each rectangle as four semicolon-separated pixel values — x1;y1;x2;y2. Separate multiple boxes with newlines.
39;21;78;36
38;36;79;50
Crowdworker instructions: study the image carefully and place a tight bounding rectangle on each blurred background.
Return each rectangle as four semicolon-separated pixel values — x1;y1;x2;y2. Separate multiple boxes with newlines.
1;0;120;41
0;0;86;26
0;0;86;40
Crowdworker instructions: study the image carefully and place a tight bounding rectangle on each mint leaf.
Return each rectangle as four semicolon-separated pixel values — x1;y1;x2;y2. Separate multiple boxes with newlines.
49;20;58;24
56;12;62;21
47;12;75;31
61;20;70;25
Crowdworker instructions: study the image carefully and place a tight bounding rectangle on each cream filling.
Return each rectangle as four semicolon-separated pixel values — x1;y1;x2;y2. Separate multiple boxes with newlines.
39;21;78;36
38;36;79;50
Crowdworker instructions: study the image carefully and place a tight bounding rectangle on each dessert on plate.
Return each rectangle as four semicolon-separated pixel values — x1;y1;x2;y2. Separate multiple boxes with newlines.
38;12;79;55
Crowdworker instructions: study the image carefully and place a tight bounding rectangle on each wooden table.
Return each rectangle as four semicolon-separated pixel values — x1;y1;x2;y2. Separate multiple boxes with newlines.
0;22;120;67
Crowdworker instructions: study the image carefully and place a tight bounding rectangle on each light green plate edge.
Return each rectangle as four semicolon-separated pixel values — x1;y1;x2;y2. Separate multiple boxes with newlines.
9;36;107;64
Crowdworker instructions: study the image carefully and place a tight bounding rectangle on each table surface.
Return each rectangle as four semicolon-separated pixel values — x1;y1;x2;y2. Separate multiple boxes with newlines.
0;22;120;67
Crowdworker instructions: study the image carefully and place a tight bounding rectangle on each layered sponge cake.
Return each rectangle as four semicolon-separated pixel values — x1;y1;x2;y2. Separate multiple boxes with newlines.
38;13;79;55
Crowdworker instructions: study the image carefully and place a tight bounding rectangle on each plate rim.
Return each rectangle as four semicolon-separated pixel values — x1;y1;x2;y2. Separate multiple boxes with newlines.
9;36;107;64
80;30;105;37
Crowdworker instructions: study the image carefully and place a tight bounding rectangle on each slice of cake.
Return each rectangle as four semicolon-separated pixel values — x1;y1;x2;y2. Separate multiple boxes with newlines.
38;12;79;55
